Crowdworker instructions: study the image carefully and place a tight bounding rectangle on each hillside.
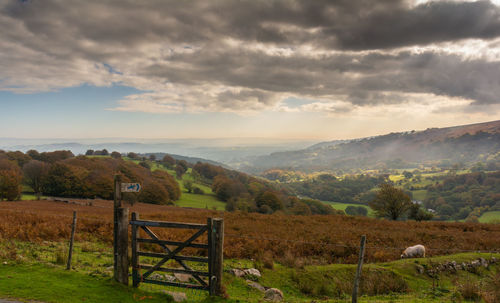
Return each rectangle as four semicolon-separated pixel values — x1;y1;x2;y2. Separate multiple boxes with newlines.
244;120;500;173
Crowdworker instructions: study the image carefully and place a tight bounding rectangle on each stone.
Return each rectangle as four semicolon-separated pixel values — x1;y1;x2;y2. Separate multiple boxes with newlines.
264;288;283;302
471;260;480;267
246;280;266;292
164;291;187;302
164;274;176;282
2;261;7;265
244;268;261;278
229;268;245;277
174;273;192;282
479;258;488;267
151;273;163;280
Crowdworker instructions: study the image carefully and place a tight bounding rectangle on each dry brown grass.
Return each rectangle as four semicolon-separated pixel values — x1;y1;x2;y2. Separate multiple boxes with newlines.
1;200;500;263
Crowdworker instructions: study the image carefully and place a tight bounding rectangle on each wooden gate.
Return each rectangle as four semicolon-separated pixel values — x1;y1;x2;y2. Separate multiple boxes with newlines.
130;212;224;296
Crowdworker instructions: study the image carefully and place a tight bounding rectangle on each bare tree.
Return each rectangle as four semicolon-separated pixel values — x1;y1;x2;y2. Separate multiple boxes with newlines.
23;160;49;200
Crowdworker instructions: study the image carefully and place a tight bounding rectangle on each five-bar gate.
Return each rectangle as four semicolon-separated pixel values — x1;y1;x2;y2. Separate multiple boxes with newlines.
130;212;224;296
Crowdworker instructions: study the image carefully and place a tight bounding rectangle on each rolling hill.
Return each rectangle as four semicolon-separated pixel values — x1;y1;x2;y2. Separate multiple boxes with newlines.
243;120;500;173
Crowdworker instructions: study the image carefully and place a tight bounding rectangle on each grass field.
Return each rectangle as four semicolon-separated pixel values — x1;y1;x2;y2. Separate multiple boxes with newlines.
479;211;500;223
20;194;47;200
410;189;427;201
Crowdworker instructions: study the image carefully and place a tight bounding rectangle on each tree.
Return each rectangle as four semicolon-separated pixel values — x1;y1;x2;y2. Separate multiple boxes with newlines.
369;183;412;220
408;203;434;221
149;154;156;161
139;161;151;170
183;180;193;193
85;150;94;156
110;151;122;159
162;155;176;168
127;152;140;159
345;205;368;216
175;164;187;179
0;159;22;201
256;191;283;212
23;160;49;200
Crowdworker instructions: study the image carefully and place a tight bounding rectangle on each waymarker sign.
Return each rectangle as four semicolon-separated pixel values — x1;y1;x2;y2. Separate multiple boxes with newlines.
121;183;142;193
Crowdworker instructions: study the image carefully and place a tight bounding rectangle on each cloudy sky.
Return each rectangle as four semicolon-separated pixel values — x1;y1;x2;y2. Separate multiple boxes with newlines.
1;0;500;140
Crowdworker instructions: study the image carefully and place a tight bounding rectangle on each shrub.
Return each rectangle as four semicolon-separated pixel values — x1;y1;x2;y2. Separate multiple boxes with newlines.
457;280;481;302
193;187;204;195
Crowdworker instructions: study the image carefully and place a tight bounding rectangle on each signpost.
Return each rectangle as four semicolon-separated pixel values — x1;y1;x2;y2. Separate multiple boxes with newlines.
113;175;141;285
121;183;141;193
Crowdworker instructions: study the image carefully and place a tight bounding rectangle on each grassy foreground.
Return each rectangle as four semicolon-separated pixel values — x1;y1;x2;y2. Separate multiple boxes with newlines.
0;240;499;302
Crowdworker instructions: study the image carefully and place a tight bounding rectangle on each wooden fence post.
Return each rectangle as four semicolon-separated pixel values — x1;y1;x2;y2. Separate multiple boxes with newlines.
116;207;129;285
213;218;224;296
113;174;121;281
131;212;139;287
66;211;77;270
352;235;366;303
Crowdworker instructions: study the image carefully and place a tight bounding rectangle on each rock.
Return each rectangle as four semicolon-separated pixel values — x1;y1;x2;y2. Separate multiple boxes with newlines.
491;257;498;264
151;273;163;280
264;288;283;302
164;291;187;302
164;274;176;282
174;273;192;282
479;258;488;267
471;260;480;267
229;268;245;277
246;280;266;292
244;268;261;278
2;261;7;265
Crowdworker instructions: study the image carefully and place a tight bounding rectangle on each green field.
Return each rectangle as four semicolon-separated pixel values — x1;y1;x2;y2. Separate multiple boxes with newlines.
410;189;427;201
479;211;500;223
20;194;47;200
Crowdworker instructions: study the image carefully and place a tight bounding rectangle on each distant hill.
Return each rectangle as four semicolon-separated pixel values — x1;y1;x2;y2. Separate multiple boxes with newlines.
0;138;317;166
144;152;228;168
244;120;500;173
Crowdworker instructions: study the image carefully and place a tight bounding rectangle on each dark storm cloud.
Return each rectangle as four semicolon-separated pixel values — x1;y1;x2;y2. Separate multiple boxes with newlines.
1;0;500;111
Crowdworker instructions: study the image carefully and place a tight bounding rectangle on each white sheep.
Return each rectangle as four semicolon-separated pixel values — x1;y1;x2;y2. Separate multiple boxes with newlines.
401;244;426;259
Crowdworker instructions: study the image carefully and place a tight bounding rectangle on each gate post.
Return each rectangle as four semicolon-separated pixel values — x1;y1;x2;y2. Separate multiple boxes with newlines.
116;207;129;285
213;218;224;296
113;174;121;281
131;212;139;287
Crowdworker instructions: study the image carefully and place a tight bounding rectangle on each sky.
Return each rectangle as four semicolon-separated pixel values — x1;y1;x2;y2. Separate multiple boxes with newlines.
1;0;500;141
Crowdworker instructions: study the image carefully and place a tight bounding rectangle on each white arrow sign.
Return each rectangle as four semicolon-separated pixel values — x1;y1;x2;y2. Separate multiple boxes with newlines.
121;183;141;193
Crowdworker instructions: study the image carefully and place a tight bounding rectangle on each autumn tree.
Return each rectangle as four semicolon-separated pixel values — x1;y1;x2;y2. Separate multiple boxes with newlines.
369;183;412;220
162;155;176;168
23;160;49;200
110;151;121;159
256;190;283;213
127;152;140;159
175;164;187;179
0;159;23;201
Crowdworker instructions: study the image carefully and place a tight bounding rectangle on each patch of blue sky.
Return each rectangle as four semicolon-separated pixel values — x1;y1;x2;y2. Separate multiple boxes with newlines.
283;97;317;108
